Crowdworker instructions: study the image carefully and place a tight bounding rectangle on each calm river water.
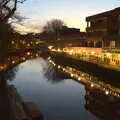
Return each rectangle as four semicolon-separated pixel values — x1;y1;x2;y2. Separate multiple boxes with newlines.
5;51;120;120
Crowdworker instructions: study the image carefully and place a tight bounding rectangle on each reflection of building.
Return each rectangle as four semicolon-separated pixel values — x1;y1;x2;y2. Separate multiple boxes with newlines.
86;7;120;48
85;86;120;120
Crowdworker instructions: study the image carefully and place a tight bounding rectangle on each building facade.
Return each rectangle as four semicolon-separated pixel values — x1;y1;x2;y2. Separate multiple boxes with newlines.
86;7;120;49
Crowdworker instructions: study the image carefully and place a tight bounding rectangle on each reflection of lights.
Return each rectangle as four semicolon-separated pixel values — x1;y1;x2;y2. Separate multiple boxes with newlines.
36;41;39;44
57;48;61;52
22;57;26;60
12;41;15;44
105;91;109;95
12;61;15;64
91;51;95;55
71;73;74;77
27;52;30;55
0;65;7;70
27;44;30;47
58;65;61;69
81;74;84;77
36;53;39;57
22;41;25;44
48;57;51;60
105;53;111;57
48;46;53;50
48;58;120;98
0;66;4;70
49;60;52;63
91;83;94;87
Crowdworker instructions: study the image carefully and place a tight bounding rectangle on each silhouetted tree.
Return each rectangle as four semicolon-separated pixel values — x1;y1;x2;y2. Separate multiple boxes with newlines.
0;0;27;23
43;19;67;41
43;19;66;33
0;0;26;64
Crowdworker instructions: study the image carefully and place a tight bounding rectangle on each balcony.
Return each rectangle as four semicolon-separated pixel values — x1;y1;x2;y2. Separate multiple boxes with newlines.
86;25;107;32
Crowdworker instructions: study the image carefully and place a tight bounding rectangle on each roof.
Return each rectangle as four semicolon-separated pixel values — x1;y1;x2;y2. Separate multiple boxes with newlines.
86;7;120;21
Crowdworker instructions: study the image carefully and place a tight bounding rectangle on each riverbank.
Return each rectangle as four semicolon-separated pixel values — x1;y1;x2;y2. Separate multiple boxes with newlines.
1;80;44;120
50;51;120;88
49;47;120;71
8;46;49;55
1;50;119;120
0;48;49;71
48;57;120;99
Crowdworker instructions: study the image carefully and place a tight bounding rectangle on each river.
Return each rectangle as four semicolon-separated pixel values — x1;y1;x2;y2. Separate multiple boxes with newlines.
1;50;120;120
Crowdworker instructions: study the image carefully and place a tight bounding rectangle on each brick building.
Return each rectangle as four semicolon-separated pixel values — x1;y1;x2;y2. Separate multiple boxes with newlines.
86;7;120;49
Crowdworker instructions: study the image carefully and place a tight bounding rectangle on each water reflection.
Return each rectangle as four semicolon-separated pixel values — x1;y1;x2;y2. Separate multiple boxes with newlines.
85;86;120;120
45;64;67;84
48;57;120;119
0;51;120;120
0;51;45;120
48;57;120;98
5;52;97;120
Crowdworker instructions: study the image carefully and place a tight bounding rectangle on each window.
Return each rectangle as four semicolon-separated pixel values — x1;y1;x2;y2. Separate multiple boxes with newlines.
110;41;116;48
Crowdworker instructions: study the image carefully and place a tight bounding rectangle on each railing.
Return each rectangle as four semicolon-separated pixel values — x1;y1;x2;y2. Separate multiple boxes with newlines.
86;26;107;32
103;48;120;53
49;47;120;71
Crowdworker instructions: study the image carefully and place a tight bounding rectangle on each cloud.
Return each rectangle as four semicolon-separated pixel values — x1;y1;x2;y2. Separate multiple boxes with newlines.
13;20;46;34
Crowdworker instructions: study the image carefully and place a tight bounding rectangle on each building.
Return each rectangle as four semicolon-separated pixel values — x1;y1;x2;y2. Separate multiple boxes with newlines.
86;7;120;49
54;29;87;48
38;27;87;48
60;28;80;35
54;32;87;48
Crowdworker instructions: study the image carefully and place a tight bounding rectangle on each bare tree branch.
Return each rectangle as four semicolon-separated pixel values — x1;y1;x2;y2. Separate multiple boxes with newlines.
18;0;27;3
0;0;27;23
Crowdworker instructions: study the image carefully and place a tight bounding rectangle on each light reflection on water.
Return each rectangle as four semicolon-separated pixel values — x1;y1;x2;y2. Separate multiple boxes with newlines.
4;51;120;120
9;57;98;120
48;58;120;98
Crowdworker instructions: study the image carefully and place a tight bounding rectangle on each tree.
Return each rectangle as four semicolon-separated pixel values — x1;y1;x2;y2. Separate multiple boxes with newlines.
43;19;65;33
43;19;67;41
0;0;27;63
0;0;27;23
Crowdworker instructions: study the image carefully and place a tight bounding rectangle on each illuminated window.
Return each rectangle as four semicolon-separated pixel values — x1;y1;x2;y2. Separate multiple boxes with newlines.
110;41;115;48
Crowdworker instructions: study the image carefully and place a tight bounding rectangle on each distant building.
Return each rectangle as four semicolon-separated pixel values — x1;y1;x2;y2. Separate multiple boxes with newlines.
86;7;120;49
55;32;87;47
55;28;87;47
60;28;80;35
38;27;87;47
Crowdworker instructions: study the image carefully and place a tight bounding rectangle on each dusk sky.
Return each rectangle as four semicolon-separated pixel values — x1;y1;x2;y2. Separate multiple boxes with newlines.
16;0;120;34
